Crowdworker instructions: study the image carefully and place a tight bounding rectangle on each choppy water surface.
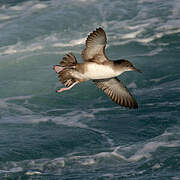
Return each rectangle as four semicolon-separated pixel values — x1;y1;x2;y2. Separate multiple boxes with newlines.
0;0;180;179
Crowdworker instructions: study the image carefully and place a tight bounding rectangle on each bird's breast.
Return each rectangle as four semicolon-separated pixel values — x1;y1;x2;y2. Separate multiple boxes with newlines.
84;63;119;79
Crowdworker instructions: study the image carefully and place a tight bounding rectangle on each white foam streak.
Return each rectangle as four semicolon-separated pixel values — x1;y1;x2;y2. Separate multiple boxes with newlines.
113;129;180;162
111;28;180;46
0;36;85;55
127;82;137;88
129;141;180;161
127;23;149;30
0;14;16;21
9;1;48;11
136;37;155;43
32;4;48;10
2;43;43;55
67;128;180;165
122;29;143;39
150;75;169;83
25;171;42;175
0;96;34;117
53;38;86;47
10;5;24;11
137;29;180;43
0;127;179;175
138;0;160;3
72;0;96;2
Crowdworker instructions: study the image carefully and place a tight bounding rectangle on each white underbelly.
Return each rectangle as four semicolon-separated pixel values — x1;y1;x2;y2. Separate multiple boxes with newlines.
84;63;118;79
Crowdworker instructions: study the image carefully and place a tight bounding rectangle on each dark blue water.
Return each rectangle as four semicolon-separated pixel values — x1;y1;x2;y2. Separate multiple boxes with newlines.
0;0;180;179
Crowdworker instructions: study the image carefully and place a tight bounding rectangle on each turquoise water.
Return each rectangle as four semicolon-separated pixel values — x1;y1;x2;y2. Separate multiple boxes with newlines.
0;0;180;179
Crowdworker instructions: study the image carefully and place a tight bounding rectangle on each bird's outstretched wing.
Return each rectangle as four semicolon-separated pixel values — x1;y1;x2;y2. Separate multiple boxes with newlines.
93;78;138;109
82;28;108;63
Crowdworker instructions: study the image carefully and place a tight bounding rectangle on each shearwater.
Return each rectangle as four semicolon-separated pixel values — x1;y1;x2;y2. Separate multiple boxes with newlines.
54;28;141;109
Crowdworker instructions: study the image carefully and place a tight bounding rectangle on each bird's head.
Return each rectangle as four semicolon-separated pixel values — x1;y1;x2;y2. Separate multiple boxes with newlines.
114;59;141;73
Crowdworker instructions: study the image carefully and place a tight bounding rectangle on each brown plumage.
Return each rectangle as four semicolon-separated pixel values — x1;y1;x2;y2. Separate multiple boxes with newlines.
58;69;76;87
82;28;107;63
54;27;141;109
93;78;138;108
60;53;77;67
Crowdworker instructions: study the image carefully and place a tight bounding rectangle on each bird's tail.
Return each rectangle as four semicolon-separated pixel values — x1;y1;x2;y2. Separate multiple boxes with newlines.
60;53;77;67
58;53;77;87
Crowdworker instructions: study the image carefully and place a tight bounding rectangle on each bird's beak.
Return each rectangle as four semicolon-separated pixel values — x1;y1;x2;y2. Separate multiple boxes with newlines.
132;66;142;73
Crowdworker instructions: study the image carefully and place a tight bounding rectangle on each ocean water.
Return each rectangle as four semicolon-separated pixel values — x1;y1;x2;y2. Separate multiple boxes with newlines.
0;0;180;179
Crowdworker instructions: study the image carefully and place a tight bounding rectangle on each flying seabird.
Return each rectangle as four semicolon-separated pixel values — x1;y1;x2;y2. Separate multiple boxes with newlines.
53;28;141;109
